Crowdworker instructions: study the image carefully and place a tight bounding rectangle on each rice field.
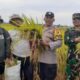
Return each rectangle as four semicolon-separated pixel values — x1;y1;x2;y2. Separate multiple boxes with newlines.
0;16;80;80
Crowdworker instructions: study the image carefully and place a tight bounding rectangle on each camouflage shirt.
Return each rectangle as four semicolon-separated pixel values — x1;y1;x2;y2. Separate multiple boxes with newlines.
65;27;80;80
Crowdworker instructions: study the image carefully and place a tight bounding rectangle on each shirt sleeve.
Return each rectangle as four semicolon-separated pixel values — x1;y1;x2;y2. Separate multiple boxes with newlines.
49;40;62;50
64;30;76;46
4;29;11;58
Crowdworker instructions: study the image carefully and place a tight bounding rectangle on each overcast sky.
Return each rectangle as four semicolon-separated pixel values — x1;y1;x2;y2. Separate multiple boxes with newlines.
0;0;80;25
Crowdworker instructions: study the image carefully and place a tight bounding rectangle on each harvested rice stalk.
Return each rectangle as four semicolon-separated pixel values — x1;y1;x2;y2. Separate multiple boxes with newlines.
29;30;41;80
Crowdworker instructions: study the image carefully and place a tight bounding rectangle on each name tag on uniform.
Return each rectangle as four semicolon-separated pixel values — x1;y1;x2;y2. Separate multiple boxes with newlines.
0;35;4;39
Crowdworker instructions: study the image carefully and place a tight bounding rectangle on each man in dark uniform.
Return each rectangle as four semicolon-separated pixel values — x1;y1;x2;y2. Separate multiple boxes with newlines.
0;28;11;80
65;13;80;80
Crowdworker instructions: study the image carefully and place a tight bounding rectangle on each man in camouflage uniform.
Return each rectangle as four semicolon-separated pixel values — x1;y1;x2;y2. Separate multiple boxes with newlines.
65;13;80;80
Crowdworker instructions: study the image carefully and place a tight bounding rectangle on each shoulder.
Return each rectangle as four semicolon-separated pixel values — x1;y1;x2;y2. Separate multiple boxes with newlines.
0;28;8;34
9;29;20;34
65;27;74;34
8;29;20;37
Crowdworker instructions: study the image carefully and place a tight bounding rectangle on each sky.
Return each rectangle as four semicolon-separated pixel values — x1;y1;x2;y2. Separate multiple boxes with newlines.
0;0;80;26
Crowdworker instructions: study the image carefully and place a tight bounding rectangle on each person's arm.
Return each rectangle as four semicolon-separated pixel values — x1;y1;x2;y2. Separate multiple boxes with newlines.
64;30;76;46
3;29;11;58
74;37;80;43
49;40;62;50
42;39;62;50
42;29;62;50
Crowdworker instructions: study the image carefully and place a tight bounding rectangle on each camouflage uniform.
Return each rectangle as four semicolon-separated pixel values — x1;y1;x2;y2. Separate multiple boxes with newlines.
65;13;80;80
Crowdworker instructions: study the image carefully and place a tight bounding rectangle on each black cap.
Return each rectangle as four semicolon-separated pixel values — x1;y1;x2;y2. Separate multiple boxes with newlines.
73;13;80;20
45;12;54;18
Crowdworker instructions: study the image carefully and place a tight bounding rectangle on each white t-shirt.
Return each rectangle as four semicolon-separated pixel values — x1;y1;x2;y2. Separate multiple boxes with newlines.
9;30;31;58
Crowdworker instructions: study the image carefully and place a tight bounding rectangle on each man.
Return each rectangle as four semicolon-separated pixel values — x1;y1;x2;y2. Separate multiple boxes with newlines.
65;13;80;80
9;14;32;80
38;12;62;80
0;28;11;80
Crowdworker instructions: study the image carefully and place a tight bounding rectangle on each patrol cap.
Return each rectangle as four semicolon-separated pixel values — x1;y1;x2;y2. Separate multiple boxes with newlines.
10;14;23;20
45;11;54;18
73;13;80;20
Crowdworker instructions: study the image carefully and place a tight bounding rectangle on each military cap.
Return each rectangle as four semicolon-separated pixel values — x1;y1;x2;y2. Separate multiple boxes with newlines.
10;14;22;19
73;13;80;20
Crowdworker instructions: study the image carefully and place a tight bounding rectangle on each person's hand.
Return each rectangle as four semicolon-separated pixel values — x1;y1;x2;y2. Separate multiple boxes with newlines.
74;37;80;42
5;58;11;65
5;58;14;66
